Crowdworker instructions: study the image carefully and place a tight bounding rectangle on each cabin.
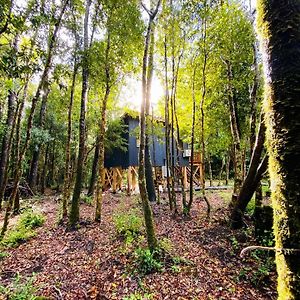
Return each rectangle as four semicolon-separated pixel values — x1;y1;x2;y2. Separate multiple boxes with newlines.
103;113;190;193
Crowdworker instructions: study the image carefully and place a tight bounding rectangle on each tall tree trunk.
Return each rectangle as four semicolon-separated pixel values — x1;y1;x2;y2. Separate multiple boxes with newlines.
145;25;156;203
0;36;18;209
163;35;173;211
69;0;91;227
230;114;266;228
225;149;231;185
0;90;16;210
28;83;50;191
218;156;225;186
0;0;68;238
225;61;243;204
139;1;161;251
249;42;259;154
40;143;50;194
88;135;100;197
62;63;78;218
258;1;300;298
94;30;111;223
187;66;197;214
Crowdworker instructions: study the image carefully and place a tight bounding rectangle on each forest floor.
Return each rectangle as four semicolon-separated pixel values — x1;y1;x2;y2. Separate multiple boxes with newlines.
0;189;277;300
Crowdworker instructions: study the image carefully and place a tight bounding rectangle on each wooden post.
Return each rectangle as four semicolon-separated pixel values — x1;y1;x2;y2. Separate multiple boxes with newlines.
127;166;132;195
112;168;117;193
116;167;123;190
182;166;188;190
132;167;138;191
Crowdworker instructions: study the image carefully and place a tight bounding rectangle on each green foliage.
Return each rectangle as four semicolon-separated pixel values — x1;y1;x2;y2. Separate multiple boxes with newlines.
1;211;45;248
159;238;173;254
0;251;9;259
134;248;163;275
123;292;153;300
113;209;143;237
246;198;255;215
81;195;93;206
19;210;45;229
250;251;275;287
0;274;40;299
230;236;239;251
1;226;36;248
105;119;128;155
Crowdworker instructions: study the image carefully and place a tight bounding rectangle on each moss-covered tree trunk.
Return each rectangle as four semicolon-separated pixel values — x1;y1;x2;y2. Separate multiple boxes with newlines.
0;90;16;210
69;0;91;227
62;62;78;218
145;25;156;203
139;1;161;251
257;1;300;298
226;61;243;205
230;113;267;228
94;30;111;223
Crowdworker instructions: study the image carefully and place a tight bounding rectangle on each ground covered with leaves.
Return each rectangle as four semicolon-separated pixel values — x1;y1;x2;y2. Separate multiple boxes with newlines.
0;190;277;299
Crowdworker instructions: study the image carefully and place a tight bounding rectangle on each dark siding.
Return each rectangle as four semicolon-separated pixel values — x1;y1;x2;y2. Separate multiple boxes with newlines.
104;115;190;168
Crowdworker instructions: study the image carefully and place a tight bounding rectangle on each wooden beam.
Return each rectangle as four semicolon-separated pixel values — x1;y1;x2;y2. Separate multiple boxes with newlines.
127;167;132;195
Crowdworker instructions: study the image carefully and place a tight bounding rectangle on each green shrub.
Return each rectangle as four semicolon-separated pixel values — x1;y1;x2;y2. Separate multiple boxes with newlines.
81;195;93;205
1;211;45;248
159;238;173;254
2;226;36;248
0;252;9;259
123;292;153;300
246;198;255;215
19;211;45;229
113;210;143;237
0;274;41;300
134;248;162;275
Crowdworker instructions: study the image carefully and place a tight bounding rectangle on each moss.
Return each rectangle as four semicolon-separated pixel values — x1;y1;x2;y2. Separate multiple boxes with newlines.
258;0;300;298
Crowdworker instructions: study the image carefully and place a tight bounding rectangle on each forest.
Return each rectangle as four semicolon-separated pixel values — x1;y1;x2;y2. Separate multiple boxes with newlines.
0;0;299;299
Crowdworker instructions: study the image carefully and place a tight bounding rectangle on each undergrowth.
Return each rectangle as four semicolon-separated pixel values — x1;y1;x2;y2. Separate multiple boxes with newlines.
0;274;43;300
1;210;45;248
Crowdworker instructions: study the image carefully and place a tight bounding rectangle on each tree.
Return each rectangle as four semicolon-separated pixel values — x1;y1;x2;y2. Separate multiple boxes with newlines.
257;1;300;298
69;0;91;227
1;0;69;238
138;0;161;251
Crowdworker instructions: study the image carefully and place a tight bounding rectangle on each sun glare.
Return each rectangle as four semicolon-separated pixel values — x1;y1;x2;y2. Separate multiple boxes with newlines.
120;75;164;112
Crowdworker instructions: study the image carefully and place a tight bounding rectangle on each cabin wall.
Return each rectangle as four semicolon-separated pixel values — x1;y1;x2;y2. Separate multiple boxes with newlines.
104;116;189;168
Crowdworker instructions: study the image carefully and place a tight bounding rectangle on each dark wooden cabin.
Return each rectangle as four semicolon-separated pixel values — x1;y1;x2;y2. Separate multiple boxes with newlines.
104;113;190;169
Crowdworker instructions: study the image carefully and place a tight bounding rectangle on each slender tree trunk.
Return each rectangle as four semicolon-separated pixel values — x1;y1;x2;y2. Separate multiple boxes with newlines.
198;15;210;216
94;30;111;223
218;156;225;186
0;90;16;210
62;63;78;218
88;135;100;197
145;25;156;203
187;66;197;214
69;0;91;227
163;36;173;211
225;61;243;204
0;36;18;209
0;0;68;238
249;42;259;154
230;113;266;228
208;156;213;187
28;83;50;191
258;1;300;298
41;143;50;194
225;149;231;185
139;1;161;251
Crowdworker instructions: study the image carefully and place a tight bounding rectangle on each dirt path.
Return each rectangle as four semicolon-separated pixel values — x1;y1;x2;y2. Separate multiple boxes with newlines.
0;192;276;299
